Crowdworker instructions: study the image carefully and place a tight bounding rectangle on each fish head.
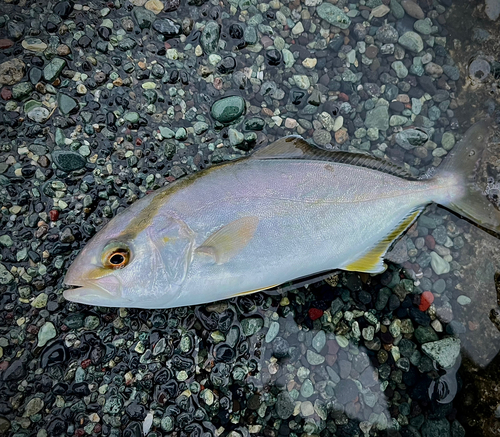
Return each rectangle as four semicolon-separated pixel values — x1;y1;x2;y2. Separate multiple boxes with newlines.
64;199;196;308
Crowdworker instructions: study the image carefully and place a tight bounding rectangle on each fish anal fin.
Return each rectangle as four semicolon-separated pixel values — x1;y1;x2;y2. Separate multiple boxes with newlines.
195;216;259;264
231;283;281;297
344;209;422;273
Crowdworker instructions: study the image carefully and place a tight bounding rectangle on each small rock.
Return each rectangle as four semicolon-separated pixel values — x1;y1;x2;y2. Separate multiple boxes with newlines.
145;0;164;13
52;150;87;172
293;75;310;90
430;251;450;275
211;96;246;124
23;397;44;417
57;93;78;115
306;349;325;365
43;58;66;82
276;392;294;419
401;0;425;19
0;263;14;285
422;337;461;369
0;58;26;85
38;322;56;347
201;22;220;54
365;105;389;131
398;31;424;53
317;3;351;29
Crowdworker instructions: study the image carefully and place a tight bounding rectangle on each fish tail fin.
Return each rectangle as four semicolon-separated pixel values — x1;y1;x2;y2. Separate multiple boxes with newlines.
436;119;500;235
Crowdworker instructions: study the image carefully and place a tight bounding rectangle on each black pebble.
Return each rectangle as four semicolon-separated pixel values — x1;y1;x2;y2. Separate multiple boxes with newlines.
54;1;73;19
218;56;236;74
229;23;244;39
265;49;282;66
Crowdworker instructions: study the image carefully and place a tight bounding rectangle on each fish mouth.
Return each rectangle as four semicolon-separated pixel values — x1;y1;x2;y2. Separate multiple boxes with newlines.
63;277;131;307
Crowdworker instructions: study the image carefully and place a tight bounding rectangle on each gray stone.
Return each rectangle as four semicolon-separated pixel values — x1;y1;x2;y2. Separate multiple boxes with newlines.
317;3;351;29
0;58;26;85
398;31;424;53
0;263;14;285
306;349;325;365
392;61;408;78
276;392;294;419
228;128;244;146
118;37;137;51
241;317;263;336
390;0;405;19
312;129;332;146
23;397;44;417
193;121;209;135
414;18;432;35
422;337;461;369
376;24;399;44
57;93;78;115
300;379;314;398
153;18;182;38
395;129;429;150
38;322;56;347
201;21;220;54
312;330;326;353
421;418;451;437
133;7;156;29
43;58;66;82
12;82;33;100
52;150;87;172
365;106;389;131
430;251;450;275
486;0;500;21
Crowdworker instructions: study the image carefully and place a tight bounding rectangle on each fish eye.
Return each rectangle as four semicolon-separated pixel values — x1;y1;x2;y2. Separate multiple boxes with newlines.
102;242;131;269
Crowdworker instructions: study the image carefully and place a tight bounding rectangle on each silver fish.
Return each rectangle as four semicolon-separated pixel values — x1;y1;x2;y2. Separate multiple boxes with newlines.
64;120;498;308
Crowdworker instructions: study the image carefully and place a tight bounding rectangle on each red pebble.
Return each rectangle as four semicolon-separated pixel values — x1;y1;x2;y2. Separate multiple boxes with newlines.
425;235;435;250
0;39;14;50
136;138;142;146
49;210;59;221
419;291;434;312
165;176;176;183
1;88;12;100
81;358;92;369
338;92;349;102
75;429;85;437
308;308;323;321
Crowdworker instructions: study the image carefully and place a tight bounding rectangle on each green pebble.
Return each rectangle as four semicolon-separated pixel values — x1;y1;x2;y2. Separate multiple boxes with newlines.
31;293;48;308
0;235;13;247
38;322;56;347
211;96;246;124
300;379;314;398
306;349;325;365
241;317;263;336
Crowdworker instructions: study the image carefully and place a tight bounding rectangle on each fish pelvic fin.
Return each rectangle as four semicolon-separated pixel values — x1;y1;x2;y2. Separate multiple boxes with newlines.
195;216;259;264
344;209;422;273
436;119;500;236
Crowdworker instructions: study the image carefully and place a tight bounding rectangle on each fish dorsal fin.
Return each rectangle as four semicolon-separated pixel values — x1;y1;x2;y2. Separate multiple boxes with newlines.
343;208;423;273
252;135;418;180
195;216;259;265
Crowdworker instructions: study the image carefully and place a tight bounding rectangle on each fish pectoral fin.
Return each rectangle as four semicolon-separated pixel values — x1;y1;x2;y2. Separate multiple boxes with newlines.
344;208;423;273
195;216;259;264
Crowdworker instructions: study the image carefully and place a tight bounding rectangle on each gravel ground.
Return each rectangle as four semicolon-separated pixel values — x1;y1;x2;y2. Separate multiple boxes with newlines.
1;0;500;436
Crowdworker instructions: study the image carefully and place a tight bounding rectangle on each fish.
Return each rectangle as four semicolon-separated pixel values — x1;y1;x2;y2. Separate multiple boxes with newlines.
63;120;499;309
